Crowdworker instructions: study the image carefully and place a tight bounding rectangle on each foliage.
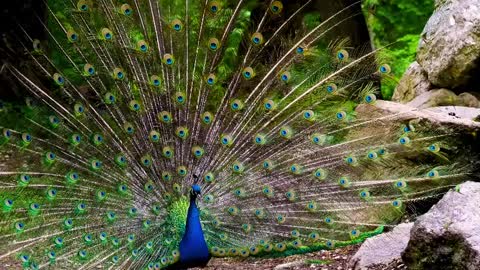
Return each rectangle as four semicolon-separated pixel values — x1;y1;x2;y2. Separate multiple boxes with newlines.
362;0;435;99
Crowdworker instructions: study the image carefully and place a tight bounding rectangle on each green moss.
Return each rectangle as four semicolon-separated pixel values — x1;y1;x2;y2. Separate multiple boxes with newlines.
362;0;434;99
305;259;332;265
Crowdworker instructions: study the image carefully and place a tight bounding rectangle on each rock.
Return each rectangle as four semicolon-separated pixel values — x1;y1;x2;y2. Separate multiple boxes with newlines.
407;89;459;109
392;62;432;103
458;92;480;108
349;223;413;270
426;106;480;120
405;89;480;109
273;260;305;270
402;181;480;270
407;89;480;109
356;100;480;130
417;0;480;89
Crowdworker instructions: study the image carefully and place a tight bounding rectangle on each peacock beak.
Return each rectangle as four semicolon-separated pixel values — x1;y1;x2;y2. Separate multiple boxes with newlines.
191;184;201;196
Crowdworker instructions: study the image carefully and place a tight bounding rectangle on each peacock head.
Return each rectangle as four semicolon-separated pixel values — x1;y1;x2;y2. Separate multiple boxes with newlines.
190;183;201;199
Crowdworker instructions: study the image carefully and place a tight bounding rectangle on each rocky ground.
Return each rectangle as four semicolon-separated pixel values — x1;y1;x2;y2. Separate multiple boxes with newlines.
0;245;407;270
192;245;406;270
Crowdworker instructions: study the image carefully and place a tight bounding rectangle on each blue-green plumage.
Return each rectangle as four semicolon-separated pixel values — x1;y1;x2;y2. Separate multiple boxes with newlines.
171;185;210;268
0;1;476;269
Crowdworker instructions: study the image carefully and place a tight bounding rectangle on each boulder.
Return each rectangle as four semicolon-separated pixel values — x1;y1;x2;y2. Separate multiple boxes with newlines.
407;89;459;109
427;106;480;120
402;181;480;270
350;223;413;269
417;0;480;89
392;62;432;103
458;92;480;108
406;89;480;109
356;100;480;130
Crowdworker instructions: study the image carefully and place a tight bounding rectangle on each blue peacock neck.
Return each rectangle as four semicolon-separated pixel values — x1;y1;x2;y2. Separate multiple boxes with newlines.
177;185;210;267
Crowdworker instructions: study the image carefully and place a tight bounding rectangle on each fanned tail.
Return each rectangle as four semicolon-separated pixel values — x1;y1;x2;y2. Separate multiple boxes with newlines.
0;0;478;269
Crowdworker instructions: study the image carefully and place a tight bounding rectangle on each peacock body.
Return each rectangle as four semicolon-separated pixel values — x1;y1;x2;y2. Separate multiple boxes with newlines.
0;0;477;269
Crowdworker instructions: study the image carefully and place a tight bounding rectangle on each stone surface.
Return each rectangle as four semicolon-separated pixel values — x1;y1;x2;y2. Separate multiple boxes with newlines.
427;106;480;120
402;181;480;270
406;89;480;109
458;92;480;108
392;62;432;103
417;0;480;89
407;89;459;109
273;260;306;269
349;223;414;270
356;100;480;130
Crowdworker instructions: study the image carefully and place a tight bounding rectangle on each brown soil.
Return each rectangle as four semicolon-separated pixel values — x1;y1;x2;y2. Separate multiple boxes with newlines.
0;244;407;269
193;245;407;270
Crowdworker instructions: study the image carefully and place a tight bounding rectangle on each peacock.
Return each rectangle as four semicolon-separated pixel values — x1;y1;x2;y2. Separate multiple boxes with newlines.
0;0;478;269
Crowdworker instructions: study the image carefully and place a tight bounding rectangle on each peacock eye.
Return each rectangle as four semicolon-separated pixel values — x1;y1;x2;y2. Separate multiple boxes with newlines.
270;1;283;14
101;28;113;40
171;19;183;32
22;133;32;142
206;37;220;51
68;32;79;42
83;63;95;76
53;73;65;85
280;71;290;82
229;99;244;111
336;49;349;61
251;32;264;45
134;40;148;52
121;4;132;15
205;73;217;86
336;111;346;120
30;39;41;52
3;129;11;138
242;67;255;80
4;199;13;207
364;94;376;104
163;54;175;65
379;64;391;74
399;136;410;145
209;1;220;14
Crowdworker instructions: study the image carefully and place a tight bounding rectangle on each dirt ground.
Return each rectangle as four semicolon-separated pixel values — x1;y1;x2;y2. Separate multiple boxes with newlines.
0;244;407;269
192;244;407;270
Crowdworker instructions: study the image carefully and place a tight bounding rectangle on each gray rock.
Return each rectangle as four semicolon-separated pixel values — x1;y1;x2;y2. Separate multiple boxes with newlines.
427;106;480;120
349;223;414;270
417;0;480;88
458;92;480;108
273;260;305;270
407;89;459;109
405;89;480;109
403;181;480;270
392;62;432;103
356;100;480;129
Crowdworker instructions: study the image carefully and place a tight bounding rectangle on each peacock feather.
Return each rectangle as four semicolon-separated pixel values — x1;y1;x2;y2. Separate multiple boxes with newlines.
0;0;477;269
